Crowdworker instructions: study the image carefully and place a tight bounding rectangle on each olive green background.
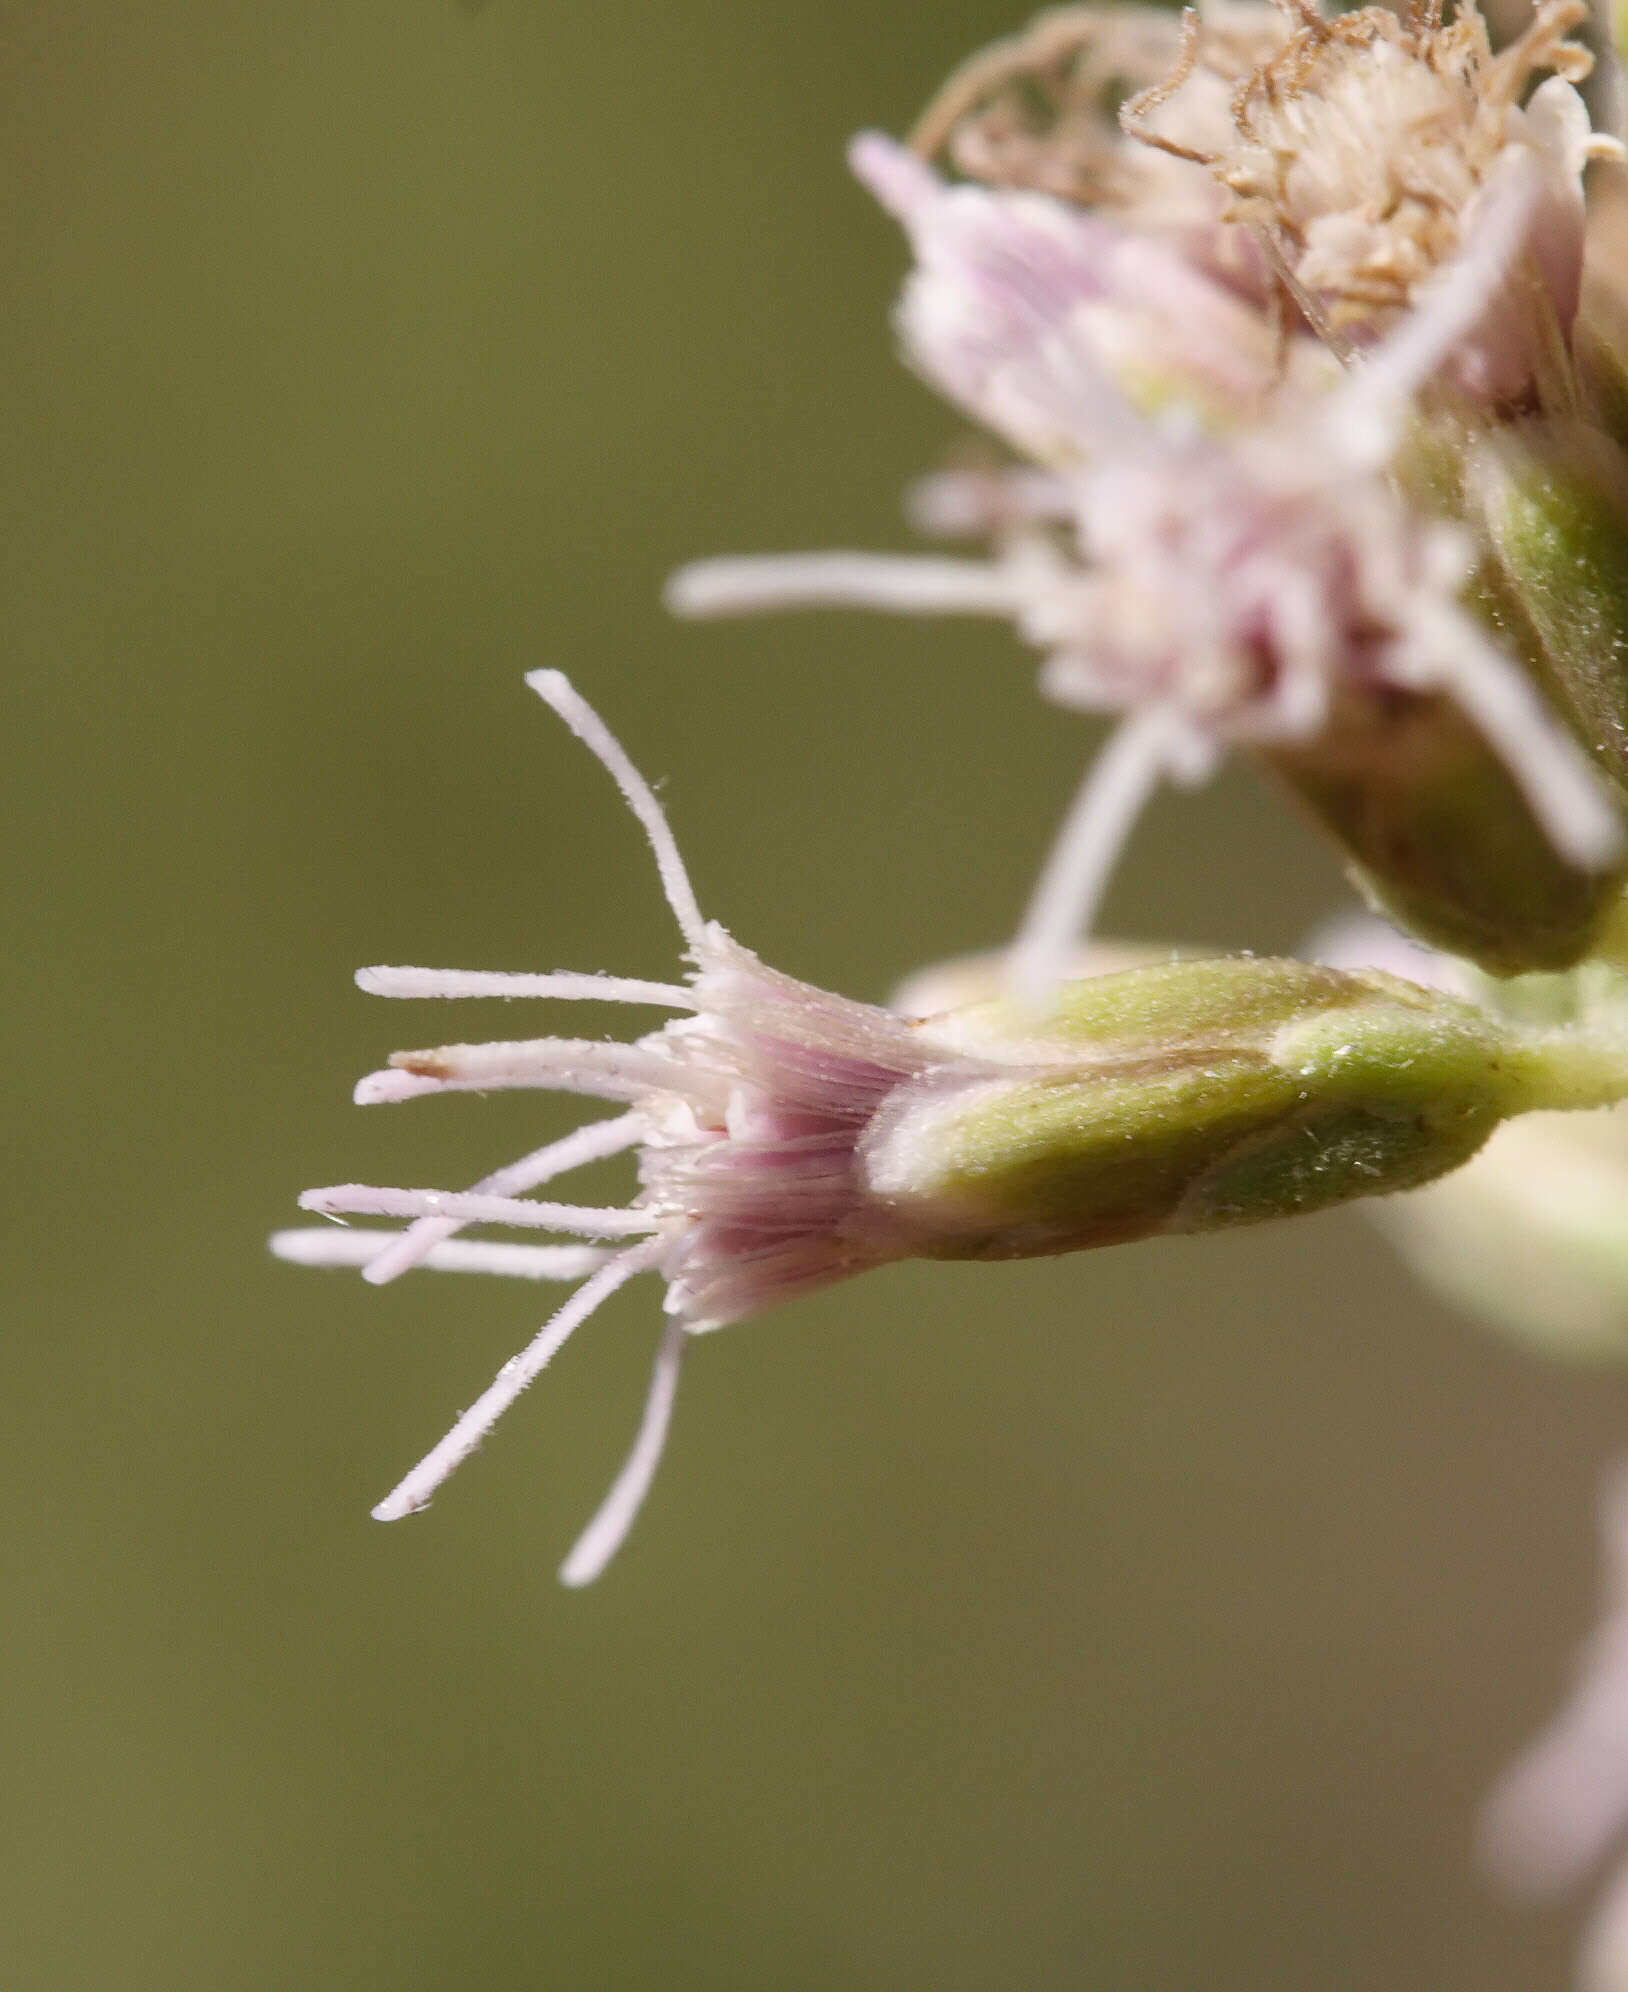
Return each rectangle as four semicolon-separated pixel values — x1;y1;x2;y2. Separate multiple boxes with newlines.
4;4;1626;1987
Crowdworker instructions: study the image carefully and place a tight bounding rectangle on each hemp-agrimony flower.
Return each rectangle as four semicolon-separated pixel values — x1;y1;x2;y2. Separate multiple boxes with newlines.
276;675;1628;1583
667;0;1628;982
672;129;1624;983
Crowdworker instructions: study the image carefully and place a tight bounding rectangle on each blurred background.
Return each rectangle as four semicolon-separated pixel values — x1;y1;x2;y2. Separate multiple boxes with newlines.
3;2;1627;1985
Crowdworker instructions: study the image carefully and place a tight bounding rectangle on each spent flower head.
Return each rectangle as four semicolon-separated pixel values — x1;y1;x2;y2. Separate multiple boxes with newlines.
1125;0;1620;400
909;1;1289;290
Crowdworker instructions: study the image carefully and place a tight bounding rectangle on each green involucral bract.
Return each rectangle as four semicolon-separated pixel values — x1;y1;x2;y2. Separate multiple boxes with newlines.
1472;424;1628;811
864;957;1628;1259
1266;688;1627;976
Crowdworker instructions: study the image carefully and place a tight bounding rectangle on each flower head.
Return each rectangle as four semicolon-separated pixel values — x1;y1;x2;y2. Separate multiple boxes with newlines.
669;135;1622;987
273;677;1625;1582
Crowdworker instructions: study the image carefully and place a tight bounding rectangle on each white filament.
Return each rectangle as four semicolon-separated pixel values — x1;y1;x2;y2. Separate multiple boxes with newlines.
356;965;694;1006
666;552;1025;620
1005;708;1181;1001
355;1035;688;1102
359;1112;644;1288
269;1229;610;1281
352;1070;446;1105
525;670;706;952
558;1313;689;1587
298;1183;660;1237
371;1237;665;1521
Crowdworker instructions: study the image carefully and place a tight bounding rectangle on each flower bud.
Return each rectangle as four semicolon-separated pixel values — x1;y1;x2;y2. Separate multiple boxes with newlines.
867;955;1628;1256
